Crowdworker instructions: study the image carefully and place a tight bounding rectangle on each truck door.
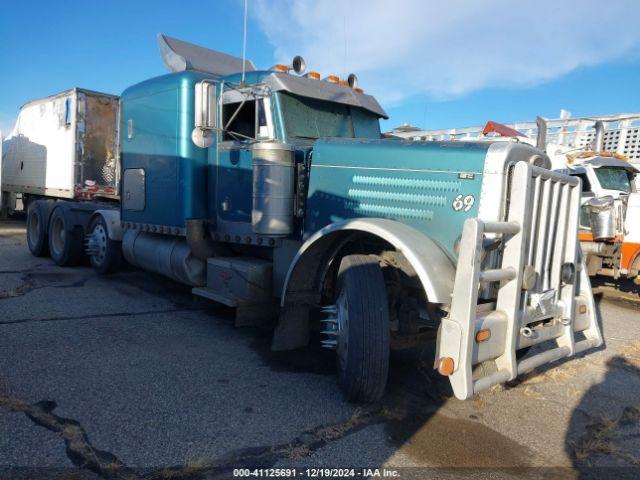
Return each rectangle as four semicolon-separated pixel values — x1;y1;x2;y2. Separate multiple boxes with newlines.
217;95;271;224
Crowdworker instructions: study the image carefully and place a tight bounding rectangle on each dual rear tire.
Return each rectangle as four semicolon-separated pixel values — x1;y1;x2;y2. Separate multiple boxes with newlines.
26;202;49;257
48;207;84;266
26;202;121;273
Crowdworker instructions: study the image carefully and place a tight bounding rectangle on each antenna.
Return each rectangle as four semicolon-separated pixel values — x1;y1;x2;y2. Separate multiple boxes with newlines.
241;0;248;85
342;16;347;79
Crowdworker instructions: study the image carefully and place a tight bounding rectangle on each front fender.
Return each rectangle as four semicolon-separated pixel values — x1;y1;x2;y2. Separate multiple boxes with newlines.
283;218;455;305
89;209;123;241
273;218;456;351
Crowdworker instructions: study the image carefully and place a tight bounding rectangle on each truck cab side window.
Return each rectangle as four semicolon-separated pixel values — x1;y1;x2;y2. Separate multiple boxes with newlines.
256;99;269;139
222;100;256;141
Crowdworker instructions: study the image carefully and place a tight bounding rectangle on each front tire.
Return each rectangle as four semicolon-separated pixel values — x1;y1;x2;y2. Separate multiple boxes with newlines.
48;208;83;266
332;254;390;403
87;215;122;274
26;201;49;257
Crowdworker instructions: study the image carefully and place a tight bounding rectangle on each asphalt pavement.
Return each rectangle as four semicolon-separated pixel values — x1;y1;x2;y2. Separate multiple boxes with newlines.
1;218;640;479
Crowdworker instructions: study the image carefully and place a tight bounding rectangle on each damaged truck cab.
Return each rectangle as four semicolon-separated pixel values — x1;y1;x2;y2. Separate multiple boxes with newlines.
25;35;603;402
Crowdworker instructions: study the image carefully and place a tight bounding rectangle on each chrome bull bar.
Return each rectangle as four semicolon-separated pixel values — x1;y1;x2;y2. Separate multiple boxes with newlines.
438;161;603;400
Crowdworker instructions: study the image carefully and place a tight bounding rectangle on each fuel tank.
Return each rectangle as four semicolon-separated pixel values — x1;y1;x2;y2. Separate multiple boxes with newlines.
122;230;205;286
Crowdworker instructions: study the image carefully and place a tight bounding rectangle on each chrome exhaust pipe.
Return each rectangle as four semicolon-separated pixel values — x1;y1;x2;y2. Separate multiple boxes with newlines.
593;121;605;152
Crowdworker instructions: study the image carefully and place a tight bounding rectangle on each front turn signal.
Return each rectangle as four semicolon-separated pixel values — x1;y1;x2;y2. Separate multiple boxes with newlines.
437;357;455;376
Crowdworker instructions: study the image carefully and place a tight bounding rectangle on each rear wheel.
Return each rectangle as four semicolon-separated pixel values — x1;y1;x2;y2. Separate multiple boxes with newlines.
0;191;11;219
48;208;83;266
87;216;122;274
322;254;390;403
26;201;49;257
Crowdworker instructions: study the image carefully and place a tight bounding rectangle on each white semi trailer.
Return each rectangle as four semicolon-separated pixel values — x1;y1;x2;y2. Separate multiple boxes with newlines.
0;88;119;217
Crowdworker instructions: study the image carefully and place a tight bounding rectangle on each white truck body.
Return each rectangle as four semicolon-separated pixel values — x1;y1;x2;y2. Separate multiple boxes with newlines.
1;88;119;209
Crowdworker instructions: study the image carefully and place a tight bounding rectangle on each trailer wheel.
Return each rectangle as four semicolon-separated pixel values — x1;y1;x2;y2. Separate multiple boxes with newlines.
322;254;390;403
26;201;49;257
87;215;122;275
48;208;83;266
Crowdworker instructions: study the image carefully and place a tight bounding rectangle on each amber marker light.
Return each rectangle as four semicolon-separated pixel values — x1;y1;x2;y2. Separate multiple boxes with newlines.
355;88;364;93
272;64;289;73
305;71;321;79
475;329;491;343
437;357;455;376
325;75;340;84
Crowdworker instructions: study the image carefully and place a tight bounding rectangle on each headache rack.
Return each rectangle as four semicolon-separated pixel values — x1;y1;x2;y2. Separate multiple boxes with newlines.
438;161;603;400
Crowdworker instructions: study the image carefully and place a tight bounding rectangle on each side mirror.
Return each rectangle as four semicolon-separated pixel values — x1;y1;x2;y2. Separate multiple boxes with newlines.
192;81;217;148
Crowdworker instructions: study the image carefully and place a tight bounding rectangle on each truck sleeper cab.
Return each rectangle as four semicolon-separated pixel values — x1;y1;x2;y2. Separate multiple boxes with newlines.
24;35;603;403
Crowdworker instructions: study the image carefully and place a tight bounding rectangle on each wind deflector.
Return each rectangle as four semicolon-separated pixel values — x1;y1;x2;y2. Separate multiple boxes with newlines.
158;34;255;77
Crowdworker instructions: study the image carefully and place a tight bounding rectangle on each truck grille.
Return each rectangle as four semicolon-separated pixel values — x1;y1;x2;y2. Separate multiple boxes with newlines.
441;161;601;400
507;165;581;308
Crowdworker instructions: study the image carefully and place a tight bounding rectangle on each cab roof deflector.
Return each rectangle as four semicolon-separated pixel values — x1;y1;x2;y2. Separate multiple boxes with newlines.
158;34;255;78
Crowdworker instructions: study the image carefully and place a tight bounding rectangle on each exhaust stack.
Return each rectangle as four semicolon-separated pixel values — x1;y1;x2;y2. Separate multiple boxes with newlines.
593;121;605;152
536;116;547;152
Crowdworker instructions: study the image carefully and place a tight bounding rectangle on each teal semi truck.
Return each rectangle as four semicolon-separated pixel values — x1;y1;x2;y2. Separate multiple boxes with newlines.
16;35;602;402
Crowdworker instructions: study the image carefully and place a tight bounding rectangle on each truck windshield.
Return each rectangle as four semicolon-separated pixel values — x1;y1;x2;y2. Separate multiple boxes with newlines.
594;167;631;193
278;92;380;139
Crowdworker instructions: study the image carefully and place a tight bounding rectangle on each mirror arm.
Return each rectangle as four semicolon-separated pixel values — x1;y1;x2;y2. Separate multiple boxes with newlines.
224;95;248;131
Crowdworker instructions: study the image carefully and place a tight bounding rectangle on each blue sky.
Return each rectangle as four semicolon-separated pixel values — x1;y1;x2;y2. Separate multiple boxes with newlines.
1;0;639;135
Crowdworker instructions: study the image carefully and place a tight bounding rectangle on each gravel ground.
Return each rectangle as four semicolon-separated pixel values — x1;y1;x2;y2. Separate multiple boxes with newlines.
1;218;639;479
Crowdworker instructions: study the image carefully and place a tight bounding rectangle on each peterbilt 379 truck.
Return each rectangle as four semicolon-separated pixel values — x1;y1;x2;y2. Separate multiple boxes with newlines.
2;35;602;402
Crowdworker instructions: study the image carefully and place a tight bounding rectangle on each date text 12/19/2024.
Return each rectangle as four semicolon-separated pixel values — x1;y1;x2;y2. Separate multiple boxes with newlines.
233;468;400;478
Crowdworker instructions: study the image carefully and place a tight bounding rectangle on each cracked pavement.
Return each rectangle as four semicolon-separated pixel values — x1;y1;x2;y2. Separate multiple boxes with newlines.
1;218;640;479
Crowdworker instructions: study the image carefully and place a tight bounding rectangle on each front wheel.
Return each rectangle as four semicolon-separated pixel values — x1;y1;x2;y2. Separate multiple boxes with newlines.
322;254;390;403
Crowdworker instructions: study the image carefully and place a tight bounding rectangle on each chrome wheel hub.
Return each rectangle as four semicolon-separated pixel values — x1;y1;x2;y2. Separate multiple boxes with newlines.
85;224;107;264
320;291;349;357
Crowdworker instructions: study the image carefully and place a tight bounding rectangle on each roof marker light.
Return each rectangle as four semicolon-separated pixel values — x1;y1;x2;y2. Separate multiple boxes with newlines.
324;75;340;84
305;71;321;80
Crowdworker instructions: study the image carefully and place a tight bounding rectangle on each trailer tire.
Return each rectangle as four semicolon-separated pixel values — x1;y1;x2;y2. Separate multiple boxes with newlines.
87;215;122;275
0;191;11;219
48;207;83;266
26;201;50;257
333;254;390;403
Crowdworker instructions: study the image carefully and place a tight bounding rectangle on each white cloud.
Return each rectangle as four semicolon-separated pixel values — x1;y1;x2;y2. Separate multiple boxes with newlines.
253;0;640;106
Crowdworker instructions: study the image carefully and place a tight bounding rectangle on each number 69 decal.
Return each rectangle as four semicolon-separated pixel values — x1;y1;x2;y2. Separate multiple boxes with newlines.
452;194;475;212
